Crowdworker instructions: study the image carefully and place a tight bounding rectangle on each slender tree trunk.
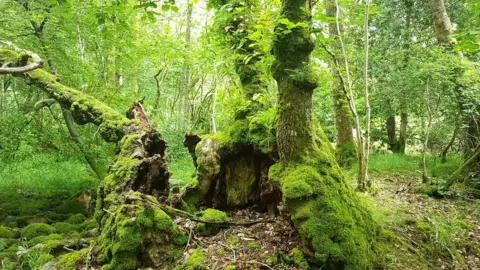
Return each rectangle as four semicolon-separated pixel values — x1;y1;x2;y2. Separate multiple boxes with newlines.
398;105;408;153
441;124;458;163
422;79;432;184
62;109;107;180
326;0;356;166
178;0;193;129
446;143;480;189
360;0;372;190
385;100;398;151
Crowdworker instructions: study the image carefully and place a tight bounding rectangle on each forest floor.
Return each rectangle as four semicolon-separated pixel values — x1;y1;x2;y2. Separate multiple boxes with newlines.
1;154;479;269
172;169;480;270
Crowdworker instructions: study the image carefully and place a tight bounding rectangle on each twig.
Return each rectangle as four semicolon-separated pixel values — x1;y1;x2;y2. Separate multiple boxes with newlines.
236;260;274;270
102;208;113;215
130;194;275;227
184;228;193;252
219;243;236;264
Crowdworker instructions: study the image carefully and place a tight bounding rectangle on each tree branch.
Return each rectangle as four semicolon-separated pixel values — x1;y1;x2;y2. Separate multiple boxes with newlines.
0;41;43;74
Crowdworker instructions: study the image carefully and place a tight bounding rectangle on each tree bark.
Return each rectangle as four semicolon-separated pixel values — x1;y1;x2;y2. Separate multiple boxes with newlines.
398;107;408;153
270;0;375;267
441;124;458;163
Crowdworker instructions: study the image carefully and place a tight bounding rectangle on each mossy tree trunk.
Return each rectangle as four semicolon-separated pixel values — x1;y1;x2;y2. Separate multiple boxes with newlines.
326;0;356;166
270;1;375;268
182;0;281;213
0;46;185;269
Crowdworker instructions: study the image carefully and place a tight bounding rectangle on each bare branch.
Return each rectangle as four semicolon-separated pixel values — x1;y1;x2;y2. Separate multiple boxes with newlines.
0;40;43;74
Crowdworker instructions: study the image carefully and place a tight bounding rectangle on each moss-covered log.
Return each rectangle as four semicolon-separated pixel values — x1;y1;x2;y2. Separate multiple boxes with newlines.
0;46;183;269
270;1;376;268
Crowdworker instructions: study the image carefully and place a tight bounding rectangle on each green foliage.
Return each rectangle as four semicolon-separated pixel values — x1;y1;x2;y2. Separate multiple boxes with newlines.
21;224;56;240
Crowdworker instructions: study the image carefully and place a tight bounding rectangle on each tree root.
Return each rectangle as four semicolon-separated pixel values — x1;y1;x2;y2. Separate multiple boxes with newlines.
128;194;275;227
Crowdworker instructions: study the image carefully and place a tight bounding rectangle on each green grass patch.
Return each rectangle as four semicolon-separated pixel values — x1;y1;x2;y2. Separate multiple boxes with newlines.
354;154;463;177
0;153;97;221
169;156;196;188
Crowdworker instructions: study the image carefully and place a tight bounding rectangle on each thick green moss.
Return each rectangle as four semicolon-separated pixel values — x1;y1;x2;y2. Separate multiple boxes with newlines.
336;140;357;168
57;248;89;270
52;222;79;235
196;209;229;236
66;213;86;224
21;223;56;240
290;248;309;269
0;226;13;238
28;234;63;246
25;65;137;142
97;199;184;270
0;49;20;64
269;143;376;269
174;248;207;270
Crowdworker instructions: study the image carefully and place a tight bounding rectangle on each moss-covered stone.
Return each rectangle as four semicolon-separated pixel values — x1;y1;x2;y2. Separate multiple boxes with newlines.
52;222;79;235
196;209;229;236
21;223;56;240
57;248;89;270
174;248;207;270
28;234;63;246
66;213;86;224
0;226;13;238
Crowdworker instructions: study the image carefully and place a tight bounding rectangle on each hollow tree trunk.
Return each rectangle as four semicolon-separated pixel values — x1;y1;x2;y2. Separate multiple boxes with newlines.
326;0;356;166
270;0;375;268
0;47;185;270
182;0;281;214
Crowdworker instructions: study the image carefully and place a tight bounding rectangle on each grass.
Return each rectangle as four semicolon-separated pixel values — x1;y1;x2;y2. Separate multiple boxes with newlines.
355;154;463;177
0;153;97;221
169;156;196;188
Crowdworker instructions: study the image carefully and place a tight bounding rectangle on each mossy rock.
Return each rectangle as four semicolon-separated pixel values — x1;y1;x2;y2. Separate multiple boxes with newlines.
66;213;86;224
57;248;89;270
52;222;80;235
29;234;63;246
21;223;56;240
0;226;13;238
195;209;229;236
174;248;207;270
